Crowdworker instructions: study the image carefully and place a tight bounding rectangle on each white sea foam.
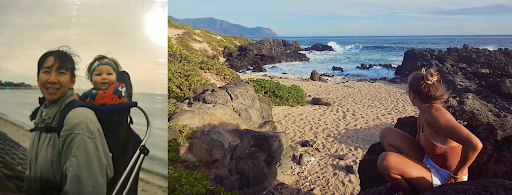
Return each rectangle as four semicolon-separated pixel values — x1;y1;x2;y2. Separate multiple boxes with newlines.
344;43;363;50
327;41;344;52
482;45;497;50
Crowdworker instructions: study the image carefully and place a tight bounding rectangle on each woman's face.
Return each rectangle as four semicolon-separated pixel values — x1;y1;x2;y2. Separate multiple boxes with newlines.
37;56;75;106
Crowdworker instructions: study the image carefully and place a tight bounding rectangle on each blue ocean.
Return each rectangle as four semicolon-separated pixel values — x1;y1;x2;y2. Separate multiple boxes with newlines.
254;35;512;78
0;89;167;179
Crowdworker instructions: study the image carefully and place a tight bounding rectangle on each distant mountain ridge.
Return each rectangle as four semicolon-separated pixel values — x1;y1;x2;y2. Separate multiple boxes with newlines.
169;16;277;37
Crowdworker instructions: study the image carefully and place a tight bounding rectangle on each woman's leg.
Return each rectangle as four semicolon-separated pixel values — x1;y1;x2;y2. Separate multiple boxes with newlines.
378;152;433;195
379;126;424;162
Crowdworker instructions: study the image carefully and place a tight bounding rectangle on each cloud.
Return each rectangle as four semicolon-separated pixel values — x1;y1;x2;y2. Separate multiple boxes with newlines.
391;4;512;17
428;4;512;16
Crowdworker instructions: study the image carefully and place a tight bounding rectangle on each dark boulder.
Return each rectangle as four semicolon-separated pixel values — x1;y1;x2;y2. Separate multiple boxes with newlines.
302;43;335;52
332;66;344;72
357;64;370;70
310;70;324;81
358;178;512;195
223;38;309;72
358;116;417;191
356;64;395;70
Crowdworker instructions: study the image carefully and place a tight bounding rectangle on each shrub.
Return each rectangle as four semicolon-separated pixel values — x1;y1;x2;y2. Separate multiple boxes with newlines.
248;78;307;107
168;41;241;101
168;42;210;101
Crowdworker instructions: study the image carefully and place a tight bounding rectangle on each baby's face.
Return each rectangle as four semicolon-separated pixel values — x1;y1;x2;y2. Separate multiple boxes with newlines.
92;65;116;90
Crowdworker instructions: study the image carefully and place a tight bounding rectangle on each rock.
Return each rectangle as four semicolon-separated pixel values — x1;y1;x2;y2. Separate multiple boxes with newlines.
332;66;344;72
192;83;218;95
338;153;349;160
311;97;332;106
302;43;335;52
358;117;416;190
229;129;293;194
419;178;512;195
310;70;320;81
214;173;238;192
299;153;314;166
292;154;300;164
356;63;395;70
388;77;408;84
358;143;387;191
224;38;309;72
346;164;357;174
496;78;512;99
300;140;313;147
290;144;301;155
357;64;369;70
198;88;231;105
257;120;277;132
170;81;274;132
191;126;239;163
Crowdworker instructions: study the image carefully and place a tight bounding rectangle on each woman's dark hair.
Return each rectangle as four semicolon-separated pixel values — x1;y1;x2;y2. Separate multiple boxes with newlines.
37;45;80;79
408;68;450;104
86;55;123;81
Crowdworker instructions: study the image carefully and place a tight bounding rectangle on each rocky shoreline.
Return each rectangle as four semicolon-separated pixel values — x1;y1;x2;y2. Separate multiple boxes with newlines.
169;44;512;194
358;44;512;194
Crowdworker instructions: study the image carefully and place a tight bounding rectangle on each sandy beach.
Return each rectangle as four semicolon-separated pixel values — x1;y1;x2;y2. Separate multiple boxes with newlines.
0;116;167;195
239;72;419;194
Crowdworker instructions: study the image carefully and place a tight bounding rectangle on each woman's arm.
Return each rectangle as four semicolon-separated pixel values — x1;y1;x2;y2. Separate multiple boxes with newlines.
59;108;114;195
424;107;483;181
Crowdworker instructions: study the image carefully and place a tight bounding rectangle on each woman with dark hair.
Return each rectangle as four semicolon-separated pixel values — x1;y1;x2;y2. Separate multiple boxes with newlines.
377;68;482;195
25;46;113;194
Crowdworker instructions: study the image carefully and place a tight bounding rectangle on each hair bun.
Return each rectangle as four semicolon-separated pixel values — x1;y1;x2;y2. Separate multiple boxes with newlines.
422;68;438;84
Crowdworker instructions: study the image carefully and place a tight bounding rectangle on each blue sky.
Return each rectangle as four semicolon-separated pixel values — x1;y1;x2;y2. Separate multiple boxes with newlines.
169;0;512;36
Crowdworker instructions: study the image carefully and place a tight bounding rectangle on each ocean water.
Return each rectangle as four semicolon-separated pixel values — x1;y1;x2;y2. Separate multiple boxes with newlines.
0;88;167;178
254;35;512;78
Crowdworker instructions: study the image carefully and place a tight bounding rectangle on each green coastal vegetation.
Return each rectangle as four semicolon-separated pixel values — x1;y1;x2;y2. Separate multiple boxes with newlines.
248;78;307;107
168;19;244;194
168;18;307;194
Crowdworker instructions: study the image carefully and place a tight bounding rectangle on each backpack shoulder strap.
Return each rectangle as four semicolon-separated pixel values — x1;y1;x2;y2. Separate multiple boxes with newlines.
56;99;98;137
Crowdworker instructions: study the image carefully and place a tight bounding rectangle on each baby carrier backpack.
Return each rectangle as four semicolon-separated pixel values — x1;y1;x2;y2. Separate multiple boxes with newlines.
30;71;151;195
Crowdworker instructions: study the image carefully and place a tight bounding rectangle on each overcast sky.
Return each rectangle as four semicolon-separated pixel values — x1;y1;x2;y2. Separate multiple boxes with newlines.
169;0;512;36
0;0;167;94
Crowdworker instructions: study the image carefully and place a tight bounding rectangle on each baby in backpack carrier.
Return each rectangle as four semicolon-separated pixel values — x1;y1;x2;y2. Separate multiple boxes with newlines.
80;55;128;106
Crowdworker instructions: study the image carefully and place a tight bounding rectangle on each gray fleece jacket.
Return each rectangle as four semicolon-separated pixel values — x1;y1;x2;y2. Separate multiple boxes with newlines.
24;89;113;195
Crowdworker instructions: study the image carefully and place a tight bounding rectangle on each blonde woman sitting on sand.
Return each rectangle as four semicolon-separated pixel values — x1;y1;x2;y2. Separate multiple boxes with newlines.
377;68;483;195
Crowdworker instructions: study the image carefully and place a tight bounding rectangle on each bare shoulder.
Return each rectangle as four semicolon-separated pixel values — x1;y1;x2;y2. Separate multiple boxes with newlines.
424;104;476;145
424;104;455;124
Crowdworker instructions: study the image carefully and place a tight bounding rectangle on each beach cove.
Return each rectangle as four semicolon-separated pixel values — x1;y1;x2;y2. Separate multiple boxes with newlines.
234;72;418;194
